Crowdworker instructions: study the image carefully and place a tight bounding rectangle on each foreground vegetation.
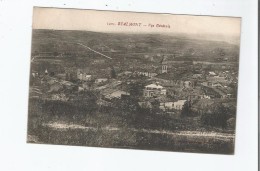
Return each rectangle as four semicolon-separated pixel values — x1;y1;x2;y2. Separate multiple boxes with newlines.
27;98;235;154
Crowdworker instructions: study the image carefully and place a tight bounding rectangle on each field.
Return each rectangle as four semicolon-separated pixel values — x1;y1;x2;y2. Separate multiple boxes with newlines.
27;98;235;154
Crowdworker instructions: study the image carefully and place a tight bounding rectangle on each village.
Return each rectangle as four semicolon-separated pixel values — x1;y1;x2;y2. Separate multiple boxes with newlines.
29;50;238;123
26;29;240;154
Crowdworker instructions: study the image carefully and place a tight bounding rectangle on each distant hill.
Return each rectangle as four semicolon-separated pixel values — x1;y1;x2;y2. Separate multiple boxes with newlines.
31;29;240;63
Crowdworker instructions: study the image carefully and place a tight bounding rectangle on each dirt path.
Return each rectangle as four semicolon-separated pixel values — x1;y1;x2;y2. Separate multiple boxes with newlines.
43;122;235;139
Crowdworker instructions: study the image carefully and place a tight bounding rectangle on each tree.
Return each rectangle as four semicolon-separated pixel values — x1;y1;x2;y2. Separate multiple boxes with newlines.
117;97;139;115
110;67;117;78
127;81;145;97
65;73;70;81
74;90;99;115
150;99;162;114
86;79;95;89
49;71;55;77
181;101;192;117
112;96;141;127
200;103;229;129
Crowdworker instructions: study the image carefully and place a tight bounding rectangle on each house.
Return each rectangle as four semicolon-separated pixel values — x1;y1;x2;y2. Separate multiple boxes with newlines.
60;80;74;86
78;86;84;92
159;104;166;111
95;78;108;84
153;74;176;86
201;81;213;87
51;93;68;101
124;71;133;76
159;100;170;111
56;73;66;80
85;75;92;80
97;99;113;107
159;100;187;111
136;71;157;78
208;76;227;84
209;71;217;76
219;90;234;99
192;74;202;79
143;83;166;97
105;90;129;99
138;101;152;109
201;95;211;99
226;94;233;98
183;81;194;88
31;71;39;78
173;100;187;110
47;79;57;85
92;59;105;64
164;102;174;110
77;69;92;81
29;87;43;98
224;58;228;61
154;74;191;88
78;74;92;81
48;82;63;93
212;82;223;88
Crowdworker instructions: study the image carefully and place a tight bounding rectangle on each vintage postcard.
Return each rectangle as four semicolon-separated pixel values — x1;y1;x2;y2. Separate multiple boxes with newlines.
27;7;241;154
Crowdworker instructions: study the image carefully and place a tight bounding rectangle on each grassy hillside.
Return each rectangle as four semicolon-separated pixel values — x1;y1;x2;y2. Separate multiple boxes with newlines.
31;29;240;63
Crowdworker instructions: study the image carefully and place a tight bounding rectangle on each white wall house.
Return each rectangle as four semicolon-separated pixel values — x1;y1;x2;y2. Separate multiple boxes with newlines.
173;100;187;110
78;74;92;81
143;83;166;97
95;78;108;83
159;100;187;111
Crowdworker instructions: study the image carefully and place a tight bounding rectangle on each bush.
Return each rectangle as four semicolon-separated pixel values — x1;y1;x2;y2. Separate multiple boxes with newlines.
200;103;229;129
181;101;194;117
227;117;236;129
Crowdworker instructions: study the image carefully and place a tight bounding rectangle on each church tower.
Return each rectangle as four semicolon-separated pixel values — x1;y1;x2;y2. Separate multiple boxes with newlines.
161;56;168;73
162;64;167;73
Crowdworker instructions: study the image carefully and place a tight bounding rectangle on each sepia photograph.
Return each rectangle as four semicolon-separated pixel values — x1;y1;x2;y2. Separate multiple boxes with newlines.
27;7;241;154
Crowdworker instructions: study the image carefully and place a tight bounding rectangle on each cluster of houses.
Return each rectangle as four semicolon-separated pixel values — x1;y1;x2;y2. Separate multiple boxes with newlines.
134;60;237;112
30;52;237;115
141;82;187;111
77;69;109;83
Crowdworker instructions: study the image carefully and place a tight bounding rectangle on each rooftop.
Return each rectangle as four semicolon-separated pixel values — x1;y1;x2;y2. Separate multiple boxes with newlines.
145;83;164;89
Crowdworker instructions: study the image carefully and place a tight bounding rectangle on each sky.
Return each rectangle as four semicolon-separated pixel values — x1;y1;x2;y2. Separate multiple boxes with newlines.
33;7;241;40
